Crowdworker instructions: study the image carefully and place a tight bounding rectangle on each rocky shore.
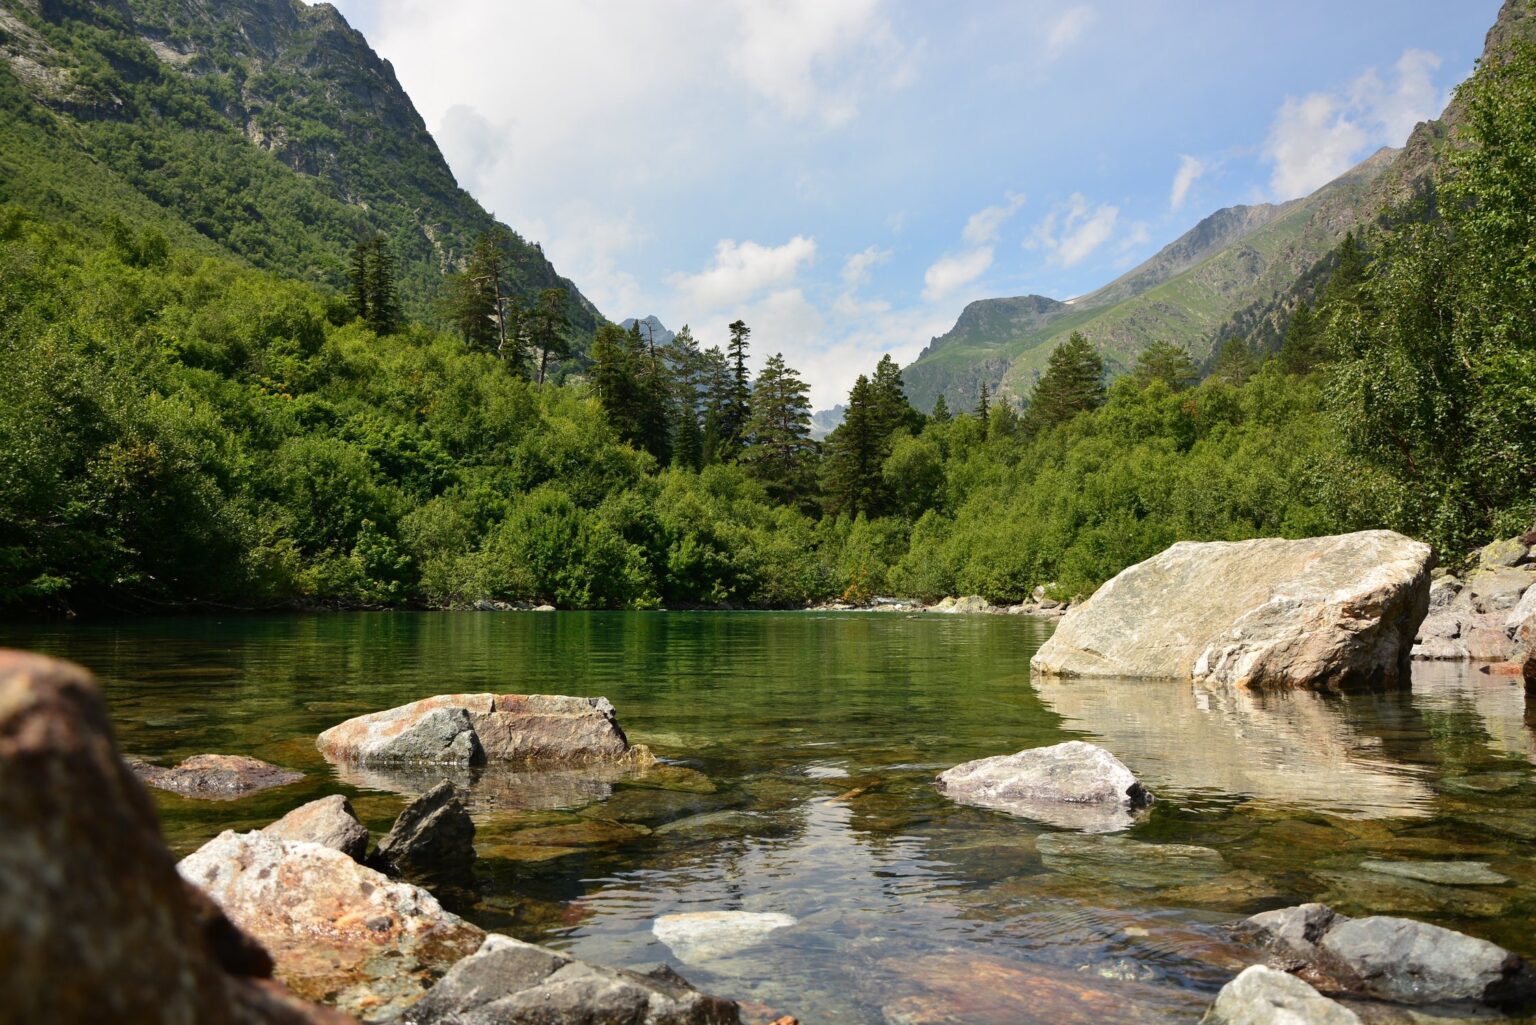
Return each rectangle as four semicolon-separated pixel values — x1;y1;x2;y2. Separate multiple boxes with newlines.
807;588;1071;617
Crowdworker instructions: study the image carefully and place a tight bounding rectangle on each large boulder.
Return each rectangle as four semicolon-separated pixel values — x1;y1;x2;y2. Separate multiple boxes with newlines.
262;795;370;861
179;830;486;1022
396;933;743;1024
1200;965;1360;1025
129;753;303;800
372;780;476;886
1031;531;1433;689
0;649;349;1025
1236;902;1536;1010
317;693;652;768
936;740;1152;832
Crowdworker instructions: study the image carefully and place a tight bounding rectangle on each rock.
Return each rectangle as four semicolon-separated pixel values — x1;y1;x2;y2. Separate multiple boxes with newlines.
533;604;556;612
262;795;370;861
0;649;349;1024
1236;903;1536;1010
372;780;476;885
129;753;303;800
1356;860;1509;887
396;933;742;1024
179;830;485;1021
1035;833;1228;890
935;740;1152;832
1479;537;1531;569
1427;575;1463;608
936;595;994;614
1200;965;1361;1025
653;809;770;841
1030;531;1433;689
1467;567;1536;615
651;911;797;964
317;693;651;768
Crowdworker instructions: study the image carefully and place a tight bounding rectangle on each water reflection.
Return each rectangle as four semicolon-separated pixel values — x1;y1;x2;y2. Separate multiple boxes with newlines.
1033;677;1435;819
1412;662;1536;765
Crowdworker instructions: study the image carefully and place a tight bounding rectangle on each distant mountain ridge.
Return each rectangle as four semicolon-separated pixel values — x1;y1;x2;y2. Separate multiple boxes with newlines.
619;316;675;349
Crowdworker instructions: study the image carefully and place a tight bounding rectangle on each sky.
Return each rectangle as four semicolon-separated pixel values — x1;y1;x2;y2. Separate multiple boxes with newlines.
327;1;1501;407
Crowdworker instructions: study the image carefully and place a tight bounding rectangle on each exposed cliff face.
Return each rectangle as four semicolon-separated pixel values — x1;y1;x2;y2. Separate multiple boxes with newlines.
0;0;601;333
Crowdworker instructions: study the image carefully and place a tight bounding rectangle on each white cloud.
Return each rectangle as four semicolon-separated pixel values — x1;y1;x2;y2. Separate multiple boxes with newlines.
841;245;893;288
1264;47;1444;200
962;192;1027;245
669;236;818;311
1028;193;1120;267
923;248;994;302
1044;5;1096;60
1169;155;1205;211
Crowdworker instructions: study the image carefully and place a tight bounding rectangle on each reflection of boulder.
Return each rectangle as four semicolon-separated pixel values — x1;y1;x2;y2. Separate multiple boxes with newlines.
1411;661;1536;764
1033;677;1433;819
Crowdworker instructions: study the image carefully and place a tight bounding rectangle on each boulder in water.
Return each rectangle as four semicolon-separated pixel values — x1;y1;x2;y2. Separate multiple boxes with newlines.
1199;965;1360;1025
129;753;303;800
262;795;370;861
371;780;476;886
936;740;1152;832
1031;531;1433;690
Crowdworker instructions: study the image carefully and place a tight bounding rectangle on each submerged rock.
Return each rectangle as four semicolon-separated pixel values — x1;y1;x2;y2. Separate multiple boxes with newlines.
178;830;485;1021
372;780;476;886
1031;531;1433;689
0;649;349;1024
262;795;370;861
396;933;742;1024
1200;965;1361;1025
1236;902;1536;1009
317;692;652;768
129;753;303;800
936;740;1152;832
652;911;797;964
1036;833;1227;890
1355;860;1509;887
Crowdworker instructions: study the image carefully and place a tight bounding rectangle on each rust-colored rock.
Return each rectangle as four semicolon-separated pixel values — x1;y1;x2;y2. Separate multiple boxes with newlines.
0;649;349;1025
130;753;304;800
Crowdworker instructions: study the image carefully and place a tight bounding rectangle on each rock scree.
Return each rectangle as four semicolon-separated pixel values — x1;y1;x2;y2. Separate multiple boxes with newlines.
316;692;654;768
129;752;304;800
178;830;486;1022
0;648;350;1024
1030;531;1433;689
262;794;370;861
936;740;1153;832
1236;902;1536;1010
394;932;743;1024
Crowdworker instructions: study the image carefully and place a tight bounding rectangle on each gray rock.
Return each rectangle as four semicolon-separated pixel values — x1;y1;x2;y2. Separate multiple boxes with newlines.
128;753;304;801
1035;832;1226;889
262;795;370;861
373;781;476;885
1201;965;1361;1025
1030;531;1433;690
936;740;1152;832
1318;916;1536;1008
1479;537;1530;569
1427;576;1463;609
1235;903;1341;969
1467;567;1536;615
393;933;741;1024
1357;860;1509;887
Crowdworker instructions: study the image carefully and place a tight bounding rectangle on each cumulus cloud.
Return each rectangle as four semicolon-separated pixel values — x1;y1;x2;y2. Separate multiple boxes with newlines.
1169;155;1205;211
1028;193;1120;267
669;236;817;311
1264;47;1444;200
841;245;893;288
963;192;1027;246
923;248;995;302
1044;5;1096;60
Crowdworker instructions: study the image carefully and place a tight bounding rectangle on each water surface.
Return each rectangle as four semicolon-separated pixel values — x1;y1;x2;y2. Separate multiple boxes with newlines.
7;612;1536;1024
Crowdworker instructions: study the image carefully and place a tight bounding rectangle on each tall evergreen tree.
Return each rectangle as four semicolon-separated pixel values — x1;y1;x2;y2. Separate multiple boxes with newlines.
821;374;886;518
666;325;705;470
718;318;752;454
699;345;734;465
974;381;990;422
532;287;571;384
632;321;673;464
742;353;816;506
364;234;401;335
930;394;952;423
1210;335;1258;385
347;241;370;324
869;354;920;439
1132;341;1199;391
1024;332;1105;433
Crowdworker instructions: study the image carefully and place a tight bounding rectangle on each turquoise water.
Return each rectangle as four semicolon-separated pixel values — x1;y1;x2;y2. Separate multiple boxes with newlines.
6;612;1535;1023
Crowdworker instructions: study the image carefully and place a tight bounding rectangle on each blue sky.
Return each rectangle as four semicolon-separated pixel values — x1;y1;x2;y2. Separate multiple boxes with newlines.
329;1;1500;406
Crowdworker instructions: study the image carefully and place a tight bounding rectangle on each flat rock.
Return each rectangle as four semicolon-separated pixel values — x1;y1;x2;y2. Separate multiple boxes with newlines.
1201;965;1361;1025
936;741;1152;833
1357;860;1509;887
317;693;651;768
1036;832;1227;890
1313;871;1507;919
652;911;797;964
372;781;476;887
130;753;303;800
179;830;485;1022
262;795;370;861
0;649;348;1024
1031;531;1433;689
395;933;741;1024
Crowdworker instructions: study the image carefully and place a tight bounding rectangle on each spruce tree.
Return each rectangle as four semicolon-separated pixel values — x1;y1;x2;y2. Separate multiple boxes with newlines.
532;287;571;384
821;374;886;518
633;321;673;464
931;394;952;423
1211;336;1258;385
699;345;733;465
719;318;752;453
348;241;370;323
666;325;705;470
364;235;401;335
869;354;919;439
742;353;816;506
975;381;990;422
1024;332;1104;433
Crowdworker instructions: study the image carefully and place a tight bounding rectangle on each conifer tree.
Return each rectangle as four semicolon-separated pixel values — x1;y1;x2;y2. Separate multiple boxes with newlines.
666;325;705;470
1132;341;1199;391
1211;336;1258;385
869;354;920;439
821;374;887;518
930;394;952;423
742;353;816;506
532;287;571;384
348;241;371;323
1024;332;1104;433
718;319;752;454
364;234;401;335
633;321;673;464
699;345;733;465
975;381;990;422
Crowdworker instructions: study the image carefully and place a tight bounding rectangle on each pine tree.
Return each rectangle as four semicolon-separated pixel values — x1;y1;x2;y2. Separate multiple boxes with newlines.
348;241;371;323
718;318;752;454
666;325;705;470
532;287;571;384
821;374;887;517
1024;332;1104;433
364;235;401;335
930;394;952;423
742;353;816;506
869;354;919;440
975;381;990;422
442;232;500;354
1278;301;1326;374
633;321;673;464
699;345;733;465
1132;341;1199;391
1211;336;1258;385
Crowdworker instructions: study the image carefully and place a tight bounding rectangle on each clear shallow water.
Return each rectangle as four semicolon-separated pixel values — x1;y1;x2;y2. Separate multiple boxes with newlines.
6;612;1536;1024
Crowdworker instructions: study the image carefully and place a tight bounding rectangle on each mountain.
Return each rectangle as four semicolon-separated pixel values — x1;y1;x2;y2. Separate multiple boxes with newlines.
809;405;845;441
903;149;1397;412
619;316;675;348
0;0;601;335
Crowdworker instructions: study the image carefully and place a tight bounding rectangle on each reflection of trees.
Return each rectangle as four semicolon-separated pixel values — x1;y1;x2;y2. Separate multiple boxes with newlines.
1411;662;1536;766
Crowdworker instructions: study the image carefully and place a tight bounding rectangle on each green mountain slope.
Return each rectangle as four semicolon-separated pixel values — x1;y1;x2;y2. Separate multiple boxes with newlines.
0;0;600;334
903;148;1397;413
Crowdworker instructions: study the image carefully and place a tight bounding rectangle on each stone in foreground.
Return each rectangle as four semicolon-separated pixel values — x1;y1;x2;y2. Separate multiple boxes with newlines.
1031;531;1433;690
936;740;1152;832
262;794;370;861
130;752;304;800
372;780;476;885
0;649;349;1025
317;692;652;768
1200;965;1360;1025
1237;902;1536;1010
652;910;798;964
395;933;742;1024
179;830;485;1022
